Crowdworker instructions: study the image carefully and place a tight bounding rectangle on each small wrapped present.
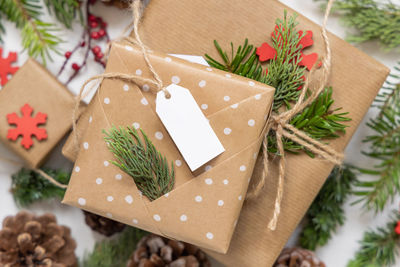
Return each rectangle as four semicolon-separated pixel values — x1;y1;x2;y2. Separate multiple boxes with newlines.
0;59;79;168
62;42;275;253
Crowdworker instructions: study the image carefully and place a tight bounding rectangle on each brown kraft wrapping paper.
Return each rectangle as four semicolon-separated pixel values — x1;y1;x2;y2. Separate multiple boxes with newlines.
62;42;275;253
0;58;81;168
134;0;389;266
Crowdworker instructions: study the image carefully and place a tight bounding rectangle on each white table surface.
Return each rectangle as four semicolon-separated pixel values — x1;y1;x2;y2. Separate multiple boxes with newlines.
0;1;399;266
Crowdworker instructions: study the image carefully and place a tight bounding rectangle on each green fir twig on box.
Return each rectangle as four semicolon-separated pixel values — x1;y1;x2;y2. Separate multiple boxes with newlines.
353;63;400;212
205;11;351;156
11;167;70;207
82;226;148;267
300;165;358;250
104;126;175;201
348;210;400;267
316;0;400;50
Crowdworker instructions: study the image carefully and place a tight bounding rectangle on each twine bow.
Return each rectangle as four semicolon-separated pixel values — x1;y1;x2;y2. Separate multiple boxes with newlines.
246;0;343;231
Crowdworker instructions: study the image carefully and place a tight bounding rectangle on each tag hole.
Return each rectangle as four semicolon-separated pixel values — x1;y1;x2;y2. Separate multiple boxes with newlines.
165;92;172;99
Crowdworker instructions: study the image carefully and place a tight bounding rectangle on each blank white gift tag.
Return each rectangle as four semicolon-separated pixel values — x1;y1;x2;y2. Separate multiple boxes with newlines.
156;84;225;171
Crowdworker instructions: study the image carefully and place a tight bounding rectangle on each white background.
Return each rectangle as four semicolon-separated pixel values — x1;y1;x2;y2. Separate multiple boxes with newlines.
0;1;399;266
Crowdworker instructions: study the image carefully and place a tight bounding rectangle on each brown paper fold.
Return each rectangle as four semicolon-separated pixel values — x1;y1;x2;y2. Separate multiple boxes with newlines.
62;42;275;253
136;1;389;266
0;59;81;168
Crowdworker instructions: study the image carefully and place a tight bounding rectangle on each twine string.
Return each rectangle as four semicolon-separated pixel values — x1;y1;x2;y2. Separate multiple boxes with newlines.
246;0;341;231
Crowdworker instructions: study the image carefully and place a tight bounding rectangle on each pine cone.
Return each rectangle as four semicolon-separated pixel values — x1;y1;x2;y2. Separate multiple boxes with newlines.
274;247;325;267
83;211;125;237
127;235;211;267
101;0;132;9
0;211;77;267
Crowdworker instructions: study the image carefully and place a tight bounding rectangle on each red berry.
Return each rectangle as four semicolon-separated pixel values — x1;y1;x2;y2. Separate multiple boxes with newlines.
65;51;72;59
92;46;101;54
90;21;98;28
89;14;96;22
98;29;106;37
101;22;107;28
81;41;86;47
72;63;80;71
96;52;104;59
91;31;99;39
89;0;96;5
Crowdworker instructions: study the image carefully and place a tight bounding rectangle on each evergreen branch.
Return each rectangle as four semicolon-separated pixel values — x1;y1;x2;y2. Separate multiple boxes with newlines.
268;87;351;155
316;0;400;50
300;165;358;250
82;226;148;267
44;0;81;29
204;39;266;82
205;12;351;156
265;11;305;111
348;210;400;267
11;167;70;207
103;126;175;201
205;12;304;111
0;0;63;64
354;63;400;212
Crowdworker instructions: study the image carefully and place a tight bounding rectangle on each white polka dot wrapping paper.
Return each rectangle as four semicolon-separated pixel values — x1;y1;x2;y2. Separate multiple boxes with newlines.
62;42;275;253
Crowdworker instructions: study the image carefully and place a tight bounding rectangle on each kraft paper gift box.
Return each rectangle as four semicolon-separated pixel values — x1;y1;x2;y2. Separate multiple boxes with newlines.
130;0;389;266
62;42;275;253
0;59;80;168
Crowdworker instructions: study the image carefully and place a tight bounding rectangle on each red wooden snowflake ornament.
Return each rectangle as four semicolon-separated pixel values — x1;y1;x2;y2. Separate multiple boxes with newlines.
0;47;19;86
7;104;48;150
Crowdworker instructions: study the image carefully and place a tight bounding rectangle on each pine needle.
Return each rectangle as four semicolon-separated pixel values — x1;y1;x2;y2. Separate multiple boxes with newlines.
0;0;63;64
348;210;400;267
103;126;175;201
316;0;400;50
11;167;70;207
353;62;400;212
300;165;358;250
82;226;148;267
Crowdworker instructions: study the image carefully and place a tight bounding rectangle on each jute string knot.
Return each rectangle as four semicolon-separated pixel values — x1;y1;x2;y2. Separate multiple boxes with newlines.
245;0;344;231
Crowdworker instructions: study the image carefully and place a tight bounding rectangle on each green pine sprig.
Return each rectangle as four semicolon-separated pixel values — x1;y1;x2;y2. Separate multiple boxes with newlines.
348;210;400;267
300;165;358;250
353;63;400;212
316;0;400;50
82;226;148;267
0;0;63;64
205;39;266;83
205;11;351;156
268;87;351;155
44;0;81;29
11;167;70;207
103;126;175;201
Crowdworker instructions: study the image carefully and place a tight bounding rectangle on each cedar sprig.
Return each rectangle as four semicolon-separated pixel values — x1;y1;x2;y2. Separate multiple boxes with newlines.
82;226;148;267
103;126;175;201
11;167;70;207
348;210;400;267
268;87;351;155
205;11;305;111
353;63;400;212
300;165;358;250
316;0;400;50
0;0;62;64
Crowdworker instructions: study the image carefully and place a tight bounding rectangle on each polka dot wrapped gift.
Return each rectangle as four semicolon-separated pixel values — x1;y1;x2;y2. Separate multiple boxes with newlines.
62;42;275;253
